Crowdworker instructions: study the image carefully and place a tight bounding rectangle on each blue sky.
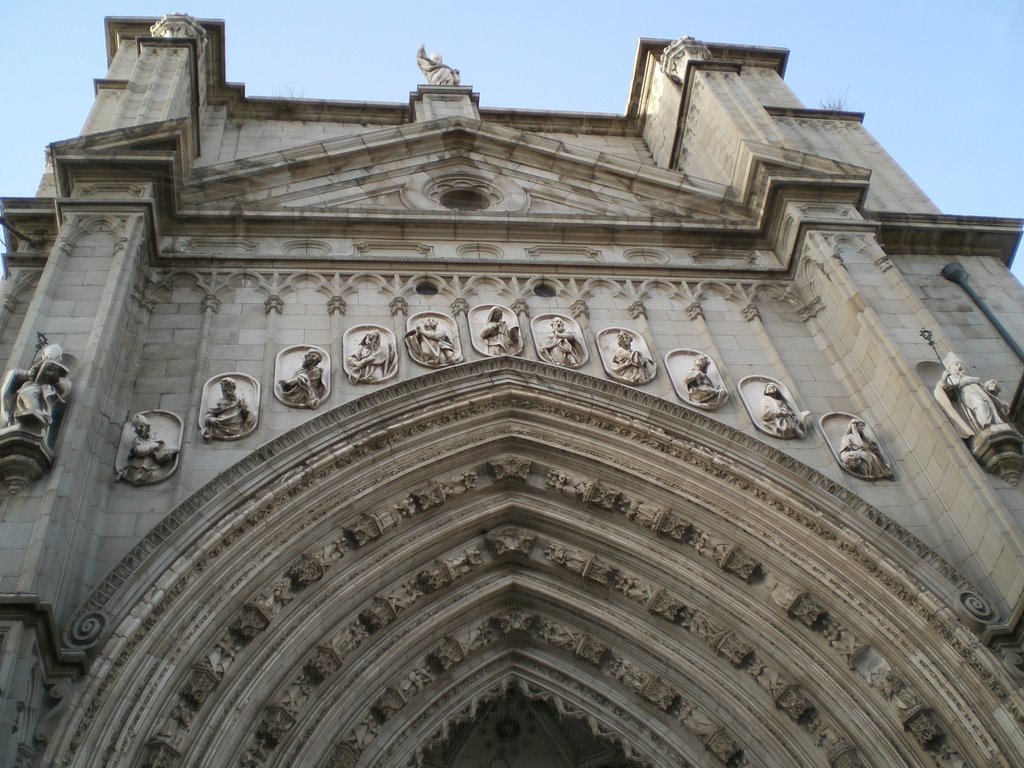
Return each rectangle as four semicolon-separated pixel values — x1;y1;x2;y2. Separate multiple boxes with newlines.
2;1;1021;272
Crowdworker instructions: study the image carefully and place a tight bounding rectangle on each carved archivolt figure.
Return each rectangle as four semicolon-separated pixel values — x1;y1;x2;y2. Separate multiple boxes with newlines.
760;383;805;439
599;329;655;385
276;347;328;408
534;315;586;368
416;44;460;86
1;343;72;440
935;353;1010;438
838;418;894;480
345;327;398;384
682;353;728;409
116;412;181;485
405;315;462;368
200;376;258;441
475;306;523;357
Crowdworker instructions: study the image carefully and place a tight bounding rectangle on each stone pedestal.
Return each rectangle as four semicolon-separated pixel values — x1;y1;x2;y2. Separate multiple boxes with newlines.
970;424;1024;485
0;427;55;494
410;85;480;122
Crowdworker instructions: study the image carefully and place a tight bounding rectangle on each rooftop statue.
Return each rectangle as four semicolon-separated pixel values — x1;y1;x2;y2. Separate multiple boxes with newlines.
417;44;460;86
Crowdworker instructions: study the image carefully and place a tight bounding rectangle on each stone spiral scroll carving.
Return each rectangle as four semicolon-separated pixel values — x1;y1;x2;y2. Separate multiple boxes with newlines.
739;375;808;440
820;413;894;481
344;326;398;384
531;313;588;369
275;345;330;409
596;328;656;385
200;373;259;441
115;410;182;485
666;349;728;410
404;312;463;368
469;305;523;357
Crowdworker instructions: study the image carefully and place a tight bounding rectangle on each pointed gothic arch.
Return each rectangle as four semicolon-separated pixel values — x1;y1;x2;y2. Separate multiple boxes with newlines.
45;359;1022;767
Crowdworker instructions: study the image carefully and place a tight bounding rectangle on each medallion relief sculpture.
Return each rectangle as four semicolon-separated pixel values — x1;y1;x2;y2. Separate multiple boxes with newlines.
469;305;523;357
199;374;259;441
596;328;656;385
820;413;894;481
344;326;398;384
738;376;808;439
933;352;1023;483
115;411;182;485
275;346;329;409
666;349;728;410
404;312;463;368
532;314;587;369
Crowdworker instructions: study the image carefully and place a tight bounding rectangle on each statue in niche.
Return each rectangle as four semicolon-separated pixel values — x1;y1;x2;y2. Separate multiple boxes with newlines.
537;316;586;368
760;383;806;439
608;330;655;384
405;316;462;368
116;412;180;485
417;44;460;86
277;348;327;409
1;342;71;442
201;377;257;441
346;328;398;384
479;306;522;357
682;353;728;409
838;418;894;480
935;353;1011;437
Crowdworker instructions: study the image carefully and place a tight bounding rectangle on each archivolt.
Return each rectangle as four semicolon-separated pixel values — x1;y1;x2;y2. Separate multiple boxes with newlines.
46;359;1023;767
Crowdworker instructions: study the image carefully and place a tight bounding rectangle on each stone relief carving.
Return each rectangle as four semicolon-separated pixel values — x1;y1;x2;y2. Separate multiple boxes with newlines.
738;376;808;439
115;411;182;485
274;346;329;409
0;339;72;492
666;349;728;410
820;413;894;481
933;352;1023;484
531;314;588;368
199;374;259;441
344;326;398;384
469;305;523;357
416;44;460;86
404;312;463;368
596;328;656;385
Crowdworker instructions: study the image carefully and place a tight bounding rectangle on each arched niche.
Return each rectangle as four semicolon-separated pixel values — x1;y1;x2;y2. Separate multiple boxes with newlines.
45;359;1023;768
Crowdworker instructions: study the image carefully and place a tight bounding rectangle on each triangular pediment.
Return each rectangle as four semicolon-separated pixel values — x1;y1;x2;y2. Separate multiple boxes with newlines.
178;118;757;223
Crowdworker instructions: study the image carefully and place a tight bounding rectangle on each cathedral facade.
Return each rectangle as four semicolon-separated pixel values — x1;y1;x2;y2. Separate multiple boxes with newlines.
2;14;1024;768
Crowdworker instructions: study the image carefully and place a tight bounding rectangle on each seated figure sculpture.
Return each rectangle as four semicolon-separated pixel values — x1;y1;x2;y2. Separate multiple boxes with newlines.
278;349;327;408
760;383;805;439
838;418;894;480
116;413;179;485
405;318;461;368
201;378;256;441
682;353;727;409
609;331;655;384
417;44;460;86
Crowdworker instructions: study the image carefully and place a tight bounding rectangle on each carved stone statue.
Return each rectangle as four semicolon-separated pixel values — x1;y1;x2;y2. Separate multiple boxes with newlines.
200;376;258;441
345;327;398;384
682;353;728;409
0;340;74;492
276;347;328;408
599;329;655;385
535;315;586;368
1;343;71;440
116;412;181;485
417;45;460;86
838;418;894;480
405;315;463;368
933;352;1023;483
760;383;805;439
475;306;522;357
935;353;1010;437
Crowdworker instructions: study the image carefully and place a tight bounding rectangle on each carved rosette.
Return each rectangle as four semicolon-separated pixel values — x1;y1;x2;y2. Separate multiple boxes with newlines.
286;553;326;590
256;705;295;746
488;454;532;481
229;604;272;643
303;646;342;684
428;637;465;671
181;663;220;708
485;526;536;557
